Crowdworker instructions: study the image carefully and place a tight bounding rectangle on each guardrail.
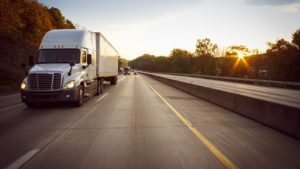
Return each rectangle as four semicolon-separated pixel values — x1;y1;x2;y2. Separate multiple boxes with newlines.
140;71;300;139
155;72;300;90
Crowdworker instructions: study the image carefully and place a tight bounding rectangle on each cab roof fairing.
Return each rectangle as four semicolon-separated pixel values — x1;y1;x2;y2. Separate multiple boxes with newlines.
39;29;95;51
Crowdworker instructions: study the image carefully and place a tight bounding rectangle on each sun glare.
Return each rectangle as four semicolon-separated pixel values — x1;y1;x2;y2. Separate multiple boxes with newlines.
237;52;244;60
233;51;249;70
238;54;244;60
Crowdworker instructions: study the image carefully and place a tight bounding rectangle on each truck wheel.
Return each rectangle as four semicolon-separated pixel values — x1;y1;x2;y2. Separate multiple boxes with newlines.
96;79;100;95
111;76;117;85
25;102;36;107
114;76;118;85
75;85;84;107
100;78;104;93
96;79;104;95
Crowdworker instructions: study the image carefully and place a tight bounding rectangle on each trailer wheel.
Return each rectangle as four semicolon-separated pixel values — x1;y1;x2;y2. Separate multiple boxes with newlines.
111;76;117;85
96;78;104;95
114;76;118;85
96;79;100;95
75;85;84;107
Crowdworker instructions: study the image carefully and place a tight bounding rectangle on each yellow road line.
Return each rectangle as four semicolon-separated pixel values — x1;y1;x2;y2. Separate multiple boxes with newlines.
143;77;238;169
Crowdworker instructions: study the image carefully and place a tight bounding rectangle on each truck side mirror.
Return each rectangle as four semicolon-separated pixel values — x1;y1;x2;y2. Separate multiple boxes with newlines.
87;54;92;65
28;55;34;66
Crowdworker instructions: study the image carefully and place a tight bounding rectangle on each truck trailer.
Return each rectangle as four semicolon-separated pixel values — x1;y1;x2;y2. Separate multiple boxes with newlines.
20;29;119;106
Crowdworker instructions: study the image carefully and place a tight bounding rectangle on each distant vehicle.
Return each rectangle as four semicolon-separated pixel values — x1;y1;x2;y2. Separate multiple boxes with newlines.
20;29;119;107
124;67;130;75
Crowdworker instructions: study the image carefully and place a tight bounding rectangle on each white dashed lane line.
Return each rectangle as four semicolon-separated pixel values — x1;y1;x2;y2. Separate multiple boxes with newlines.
0;103;25;112
96;92;109;103
5;149;40;169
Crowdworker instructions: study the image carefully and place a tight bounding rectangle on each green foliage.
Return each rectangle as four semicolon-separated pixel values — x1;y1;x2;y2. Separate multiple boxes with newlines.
129;54;156;71
170;49;193;73
0;0;75;92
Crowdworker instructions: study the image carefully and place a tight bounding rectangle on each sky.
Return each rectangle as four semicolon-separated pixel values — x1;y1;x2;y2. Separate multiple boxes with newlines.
39;0;300;60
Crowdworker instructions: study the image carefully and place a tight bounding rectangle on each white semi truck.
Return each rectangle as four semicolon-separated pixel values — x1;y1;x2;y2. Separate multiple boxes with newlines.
20;29;119;106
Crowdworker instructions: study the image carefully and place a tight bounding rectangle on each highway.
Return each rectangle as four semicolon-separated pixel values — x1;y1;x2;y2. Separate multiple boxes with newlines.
0;74;300;169
146;73;300;109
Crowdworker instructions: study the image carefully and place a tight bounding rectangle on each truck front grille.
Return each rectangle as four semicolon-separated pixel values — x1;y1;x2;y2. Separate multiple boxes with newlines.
30;91;61;99
29;73;62;90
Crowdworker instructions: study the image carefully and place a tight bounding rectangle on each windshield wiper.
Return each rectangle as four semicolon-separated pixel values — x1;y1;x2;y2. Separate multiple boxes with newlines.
68;62;75;76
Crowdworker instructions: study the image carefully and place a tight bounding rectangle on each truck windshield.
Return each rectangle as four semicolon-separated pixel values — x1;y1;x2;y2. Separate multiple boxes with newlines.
37;49;80;64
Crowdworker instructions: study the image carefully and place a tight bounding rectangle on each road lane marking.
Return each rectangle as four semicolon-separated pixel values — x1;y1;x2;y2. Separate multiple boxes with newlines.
0;103;24;112
6;89;111;168
96;92;109;102
143;77;238;169
5;149;40;169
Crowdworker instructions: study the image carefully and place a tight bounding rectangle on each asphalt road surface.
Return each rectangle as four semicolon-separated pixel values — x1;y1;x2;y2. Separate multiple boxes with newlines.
0;74;300;169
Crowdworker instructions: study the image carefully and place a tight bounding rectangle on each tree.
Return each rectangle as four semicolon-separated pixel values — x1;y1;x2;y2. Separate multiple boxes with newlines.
129;54;155;71
48;7;74;29
170;49;193;73
266;39;298;81
194;38;219;75
204;56;216;75
0;0;76;92
195;38;218;57
49;7;65;28
292;28;300;49
153;56;170;72
225;45;250;57
0;0;24;39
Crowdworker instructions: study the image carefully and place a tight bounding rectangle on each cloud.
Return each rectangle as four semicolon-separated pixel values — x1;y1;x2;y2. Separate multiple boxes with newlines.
245;0;298;6
282;2;300;12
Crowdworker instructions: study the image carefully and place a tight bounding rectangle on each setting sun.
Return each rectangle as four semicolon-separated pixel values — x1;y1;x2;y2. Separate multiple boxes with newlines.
237;53;244;60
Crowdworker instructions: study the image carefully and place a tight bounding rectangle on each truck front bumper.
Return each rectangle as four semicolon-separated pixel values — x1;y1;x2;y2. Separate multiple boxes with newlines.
21;87;79;103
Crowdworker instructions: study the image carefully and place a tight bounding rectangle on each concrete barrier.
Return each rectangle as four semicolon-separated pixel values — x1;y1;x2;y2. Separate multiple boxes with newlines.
160;72;300;90
142;72;300;139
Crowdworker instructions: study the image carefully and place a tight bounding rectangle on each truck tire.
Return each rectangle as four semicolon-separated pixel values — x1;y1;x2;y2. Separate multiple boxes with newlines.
96;78;104;95
96;79;100;95
100;78;104;93
75;85;84;107
111;76;117;85
25;102;36;107
114;76;118;85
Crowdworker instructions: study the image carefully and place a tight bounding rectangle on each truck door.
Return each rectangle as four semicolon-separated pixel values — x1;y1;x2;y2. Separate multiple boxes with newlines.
81;49;96;81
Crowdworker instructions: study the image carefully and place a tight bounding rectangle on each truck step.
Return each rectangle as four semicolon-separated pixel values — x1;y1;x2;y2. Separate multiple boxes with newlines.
84;93;91;97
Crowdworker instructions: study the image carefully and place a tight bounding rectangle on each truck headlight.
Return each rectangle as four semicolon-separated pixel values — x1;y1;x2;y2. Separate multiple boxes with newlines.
21;81;27;90
64;80;76;89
